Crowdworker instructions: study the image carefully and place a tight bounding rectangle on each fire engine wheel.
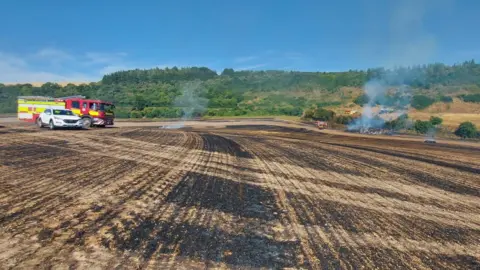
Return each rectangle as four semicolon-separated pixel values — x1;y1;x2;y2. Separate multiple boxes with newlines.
49;120;56;130
36;118;43;128
82;118;92;129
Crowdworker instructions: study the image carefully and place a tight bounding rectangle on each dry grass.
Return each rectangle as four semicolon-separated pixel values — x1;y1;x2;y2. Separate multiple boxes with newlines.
409;112;480;128
423;98;480;114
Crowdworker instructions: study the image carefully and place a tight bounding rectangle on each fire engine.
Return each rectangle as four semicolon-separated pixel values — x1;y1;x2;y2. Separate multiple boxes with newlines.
316;121;328;129
17;95;115;128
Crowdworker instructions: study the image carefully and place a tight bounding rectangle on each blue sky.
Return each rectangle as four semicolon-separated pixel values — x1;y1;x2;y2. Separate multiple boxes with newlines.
1;0;479;82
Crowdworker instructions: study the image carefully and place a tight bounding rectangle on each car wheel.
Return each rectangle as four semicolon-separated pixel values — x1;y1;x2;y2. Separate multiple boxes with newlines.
37;117;43;128
82;118;92;129
49;120;55;130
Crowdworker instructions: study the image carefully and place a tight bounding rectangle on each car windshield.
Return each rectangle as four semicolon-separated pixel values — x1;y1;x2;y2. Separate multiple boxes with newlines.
53;110;74;116
100;103;115;112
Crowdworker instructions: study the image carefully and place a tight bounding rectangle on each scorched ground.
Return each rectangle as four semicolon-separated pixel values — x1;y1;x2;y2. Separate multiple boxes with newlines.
0;123;479;269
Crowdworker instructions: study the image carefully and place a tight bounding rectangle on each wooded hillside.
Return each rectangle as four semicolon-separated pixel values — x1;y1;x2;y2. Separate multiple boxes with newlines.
1;60;479;117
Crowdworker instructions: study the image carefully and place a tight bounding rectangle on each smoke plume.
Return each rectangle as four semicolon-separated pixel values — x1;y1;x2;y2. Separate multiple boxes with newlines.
162;80;208;129
349;0;452;131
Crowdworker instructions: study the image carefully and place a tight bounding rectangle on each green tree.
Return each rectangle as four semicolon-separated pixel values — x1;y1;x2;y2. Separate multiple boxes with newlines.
130;110;143;118
459;94;480;103
414;120;433;134
429;116;443;126
385;114;409;130
440;96;453;103
4;60;480;117
221;68;235;76
302;108;314;119
353;94;369;105
312;108;336;121
411;95;435;110
454;122;478;138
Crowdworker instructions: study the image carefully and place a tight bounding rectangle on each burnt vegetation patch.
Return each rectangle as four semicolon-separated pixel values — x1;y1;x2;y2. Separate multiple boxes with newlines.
200;133;253;158
103;214;299;268
226;124;312;134
293;140;480;197
1;126;478;269
1;142;76;167
257;139;366;177
286;193;480;245
166;172;278;221
419;253;480;269
326;142;480;175
37;228;55;242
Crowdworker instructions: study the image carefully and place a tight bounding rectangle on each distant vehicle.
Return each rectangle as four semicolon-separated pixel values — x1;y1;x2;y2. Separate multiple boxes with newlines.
316;121;328;129
379;107;395;114
424;138;437;144
344;110;357;115
37;109;84;130
17;95;115;128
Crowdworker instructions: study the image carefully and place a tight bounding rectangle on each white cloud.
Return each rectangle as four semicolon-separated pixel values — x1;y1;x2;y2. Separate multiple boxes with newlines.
0;49;102;83
34;48;74;61
230;50;307;71
234;55;258;63
0;57;94;83
85;52;127;65
235;63;268;71
99;65;136;75
283;52;304;60
0;52;27;67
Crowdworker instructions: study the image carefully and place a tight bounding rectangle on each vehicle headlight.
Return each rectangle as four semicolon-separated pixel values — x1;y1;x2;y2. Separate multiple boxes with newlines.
54;117;62;121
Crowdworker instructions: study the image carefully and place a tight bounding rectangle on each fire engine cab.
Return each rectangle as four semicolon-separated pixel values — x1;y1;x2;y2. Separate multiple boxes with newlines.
316;121;328;129
17;95;115;128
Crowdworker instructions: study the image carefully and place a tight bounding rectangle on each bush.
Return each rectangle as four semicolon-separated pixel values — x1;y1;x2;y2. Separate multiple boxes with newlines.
278;106;303;116
353;94;369;106
411;95;435;110
114;108;131;118
385;114;409;130
440;96;453;103
129;110;143;118
454;121;478;138
429;116;443;126
312;108;336;121
335;115;354;125
302;108;314;119
414;120;433;134
459;94;480;103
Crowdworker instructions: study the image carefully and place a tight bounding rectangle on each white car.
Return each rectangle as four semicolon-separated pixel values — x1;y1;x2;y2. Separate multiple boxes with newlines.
37;108;84;129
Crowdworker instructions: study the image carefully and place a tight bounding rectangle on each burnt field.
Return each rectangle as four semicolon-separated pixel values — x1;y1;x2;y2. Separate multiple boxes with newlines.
0;123;479;269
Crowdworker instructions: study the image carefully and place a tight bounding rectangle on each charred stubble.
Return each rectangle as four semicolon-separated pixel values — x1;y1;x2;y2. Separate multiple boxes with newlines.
0;125;479;269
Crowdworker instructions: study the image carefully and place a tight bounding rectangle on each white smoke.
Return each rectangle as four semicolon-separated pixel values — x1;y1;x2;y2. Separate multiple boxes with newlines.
349;0;453;131
162;80;208;129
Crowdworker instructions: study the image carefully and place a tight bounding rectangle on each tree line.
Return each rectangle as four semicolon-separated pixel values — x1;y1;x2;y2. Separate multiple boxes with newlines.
1;59;480;116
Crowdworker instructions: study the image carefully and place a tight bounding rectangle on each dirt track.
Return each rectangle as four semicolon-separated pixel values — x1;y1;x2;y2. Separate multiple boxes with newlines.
1;122;479;269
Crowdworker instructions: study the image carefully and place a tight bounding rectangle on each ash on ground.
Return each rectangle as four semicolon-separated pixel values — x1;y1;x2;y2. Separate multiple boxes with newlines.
346;127;394;135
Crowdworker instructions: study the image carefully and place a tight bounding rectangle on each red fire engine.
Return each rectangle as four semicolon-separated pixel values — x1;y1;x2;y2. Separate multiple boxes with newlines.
17;95;115;128
316;121;328;129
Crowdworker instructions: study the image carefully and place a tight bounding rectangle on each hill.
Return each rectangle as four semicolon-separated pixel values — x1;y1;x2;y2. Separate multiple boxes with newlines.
4;82;89;87
1;60;480;125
